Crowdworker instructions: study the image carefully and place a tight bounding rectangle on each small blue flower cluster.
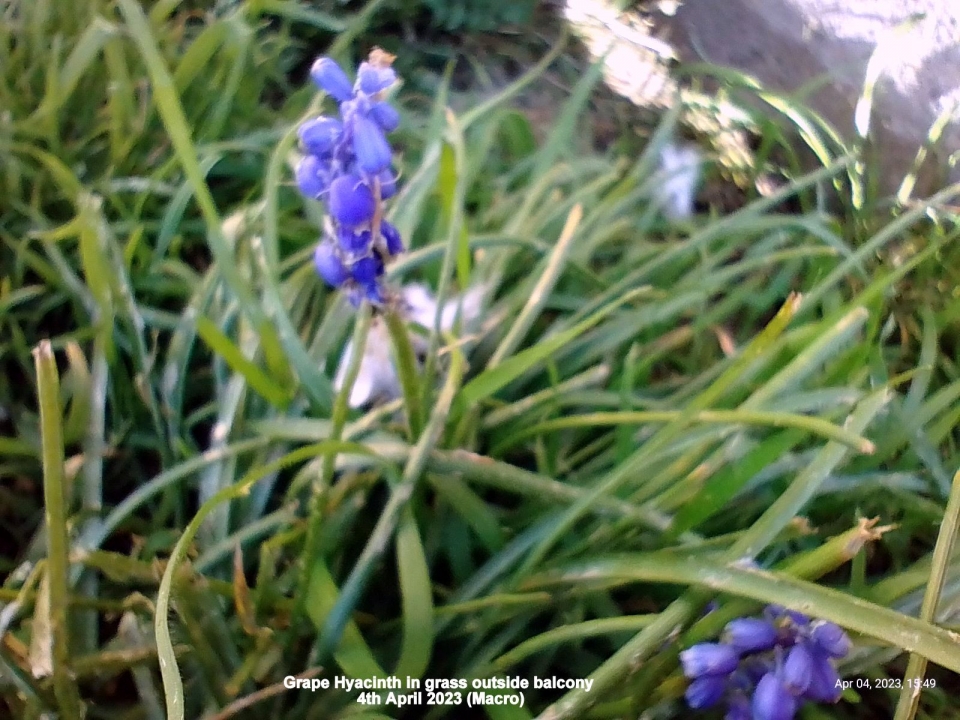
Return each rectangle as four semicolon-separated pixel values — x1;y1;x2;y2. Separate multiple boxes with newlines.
296;49;404;305
680;605;851;720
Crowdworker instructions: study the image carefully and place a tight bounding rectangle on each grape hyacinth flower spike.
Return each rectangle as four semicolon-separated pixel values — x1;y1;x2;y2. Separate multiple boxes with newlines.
680;604;852;720
297;49;404;307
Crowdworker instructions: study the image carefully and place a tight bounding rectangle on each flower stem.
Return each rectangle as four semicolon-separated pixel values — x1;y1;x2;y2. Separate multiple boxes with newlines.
384;306;424;440
293;306;372;626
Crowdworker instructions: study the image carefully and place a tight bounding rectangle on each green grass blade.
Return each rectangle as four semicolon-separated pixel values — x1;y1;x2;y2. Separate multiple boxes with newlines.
115;0;286;378
730;387;890;558
530;554;960;674
155;441;381;719
315;343;465;665
194;315;291;409
517;295;803;578
393;506;434;679
305;559;386;678
893;469;960;720
496;409;873;455
667;428;806;537
33;341;85;718
488;204;582;368
461;288;644;406
249;0;346;32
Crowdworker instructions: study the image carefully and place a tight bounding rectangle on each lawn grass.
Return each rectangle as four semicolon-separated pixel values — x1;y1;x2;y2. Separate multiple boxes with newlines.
2;1;960;719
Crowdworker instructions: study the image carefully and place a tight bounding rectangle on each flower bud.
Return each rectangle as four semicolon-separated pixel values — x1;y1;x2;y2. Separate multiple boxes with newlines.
299;116;343;156
724;618;778;654
337;227;372;255
357;61;396;95
379;221;403;256
313;241;349;287
353;115;393;175
296;154;331;199
809;622;851;659
310;57;354;102
685;675;727;710
352;254;385;287
369;101;400;132
752;673;797;720
802;654;842;703
781;644;813;695
680;643;739;679
328;174;375;227
352;256;385;304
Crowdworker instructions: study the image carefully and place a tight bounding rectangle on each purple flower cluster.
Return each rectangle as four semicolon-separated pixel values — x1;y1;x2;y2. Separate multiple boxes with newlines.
296;50;404;305
680;605;851;720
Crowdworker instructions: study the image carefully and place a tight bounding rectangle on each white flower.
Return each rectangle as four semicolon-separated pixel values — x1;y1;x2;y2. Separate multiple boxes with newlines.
334;320;398;409
333;283;488;408
655;142;702;220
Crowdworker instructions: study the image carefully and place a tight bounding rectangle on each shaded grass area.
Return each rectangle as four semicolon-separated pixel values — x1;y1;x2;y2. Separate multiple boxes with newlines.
2;1;960;719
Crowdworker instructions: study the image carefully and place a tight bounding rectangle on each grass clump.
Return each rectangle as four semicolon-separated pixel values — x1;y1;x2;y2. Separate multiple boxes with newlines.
1;2;960;720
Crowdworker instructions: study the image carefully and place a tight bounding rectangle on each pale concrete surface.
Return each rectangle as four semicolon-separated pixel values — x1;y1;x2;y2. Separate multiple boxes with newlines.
665;0;960;193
